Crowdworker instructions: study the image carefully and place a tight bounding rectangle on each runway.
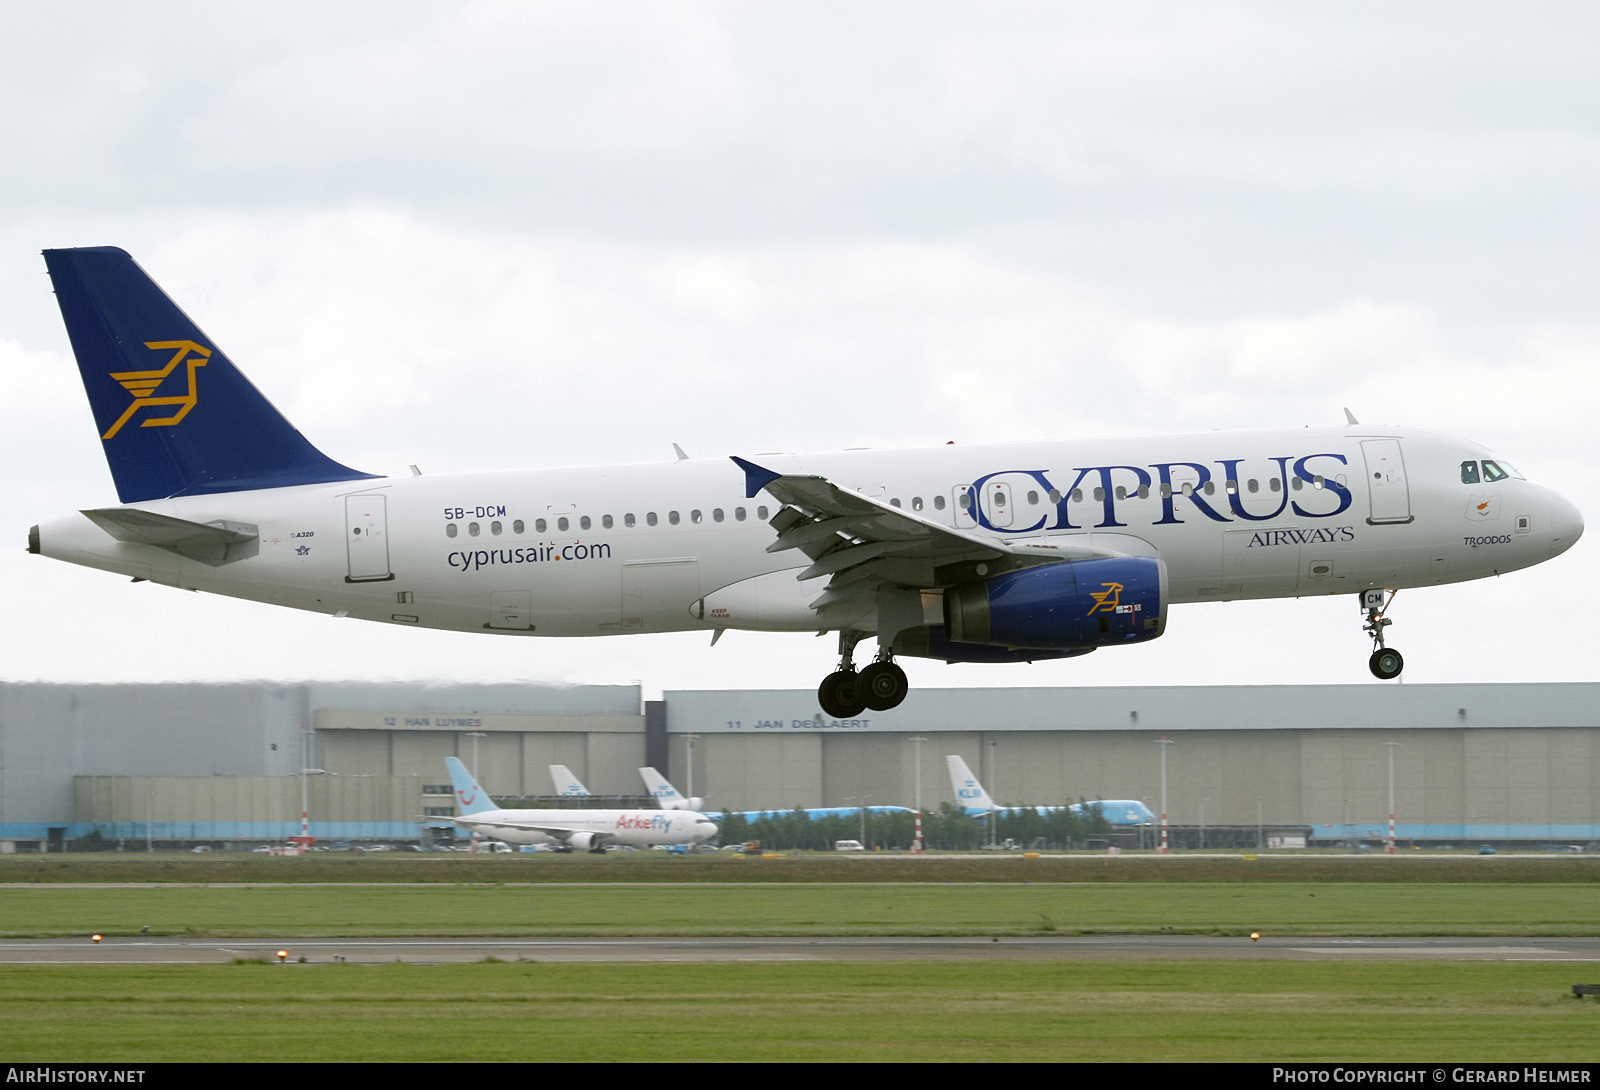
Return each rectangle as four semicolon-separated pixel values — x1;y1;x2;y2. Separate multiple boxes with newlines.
4;935;1599;964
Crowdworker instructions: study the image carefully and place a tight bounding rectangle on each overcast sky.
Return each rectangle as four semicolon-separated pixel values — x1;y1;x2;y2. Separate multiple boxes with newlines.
1;2;1596;696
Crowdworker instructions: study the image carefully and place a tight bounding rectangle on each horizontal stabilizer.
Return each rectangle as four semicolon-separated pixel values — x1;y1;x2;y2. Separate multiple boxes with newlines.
81;508;258;567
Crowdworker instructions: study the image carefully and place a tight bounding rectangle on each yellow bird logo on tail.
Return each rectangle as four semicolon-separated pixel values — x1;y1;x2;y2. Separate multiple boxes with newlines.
101;340;211;440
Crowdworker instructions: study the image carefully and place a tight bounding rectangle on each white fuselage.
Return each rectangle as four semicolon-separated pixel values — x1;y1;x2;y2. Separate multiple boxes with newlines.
453;808;718;848
35;426;1582;643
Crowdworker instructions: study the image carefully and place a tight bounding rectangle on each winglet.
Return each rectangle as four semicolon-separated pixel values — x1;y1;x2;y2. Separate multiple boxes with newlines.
730;456;782;499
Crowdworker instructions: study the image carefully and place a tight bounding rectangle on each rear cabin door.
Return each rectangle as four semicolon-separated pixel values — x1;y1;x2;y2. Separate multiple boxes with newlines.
345;494;393;582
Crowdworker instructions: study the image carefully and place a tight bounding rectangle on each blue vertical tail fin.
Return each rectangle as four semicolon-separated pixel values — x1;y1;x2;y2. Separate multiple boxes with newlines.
445;757;498;815
42;246;378;503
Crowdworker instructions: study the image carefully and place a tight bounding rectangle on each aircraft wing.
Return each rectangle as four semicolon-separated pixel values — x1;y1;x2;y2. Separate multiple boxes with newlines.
451;815;605;842
731;456;1119;611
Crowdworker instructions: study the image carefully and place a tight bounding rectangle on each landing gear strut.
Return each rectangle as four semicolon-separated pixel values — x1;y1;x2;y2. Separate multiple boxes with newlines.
1361;589;1404;680
818;630;867;719
818;632;911;718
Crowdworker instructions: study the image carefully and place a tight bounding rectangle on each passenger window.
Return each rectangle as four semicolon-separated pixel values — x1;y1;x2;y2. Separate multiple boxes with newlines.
1225;479;1237;495
1203;482;1215;496
958;492;972;510
1114;486;1126;501
1181;483;1193;497
1291;477;1303;491
647;512;658;527
513;519;524;534
911;497;923;511
1482;460;1509;482
1247;479;1259;493
602;515;613;529
934;496;946;510
1269;479;1281;493
757;505;769;519
994;491;1007;507
490;521;503;535
1027;490;1039;505
1312;475;1324;489
669;511;681;525
1137;484;1149;499
1461;461;1480;484
558;517;569;532
624;514;636;528
713;509;724;523
1072;489;1084;503
690;510;702;524
890;498;902;508
446;523;458;538
735;508;746;521
1093;487;1104;502
580;516;591;530
1159;484;1171;499
1047;489;1062;504
469;522;480;537
535;518;548;533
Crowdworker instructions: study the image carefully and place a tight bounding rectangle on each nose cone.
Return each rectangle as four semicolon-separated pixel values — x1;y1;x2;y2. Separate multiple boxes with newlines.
696;820;719;842
1550;493;1585;557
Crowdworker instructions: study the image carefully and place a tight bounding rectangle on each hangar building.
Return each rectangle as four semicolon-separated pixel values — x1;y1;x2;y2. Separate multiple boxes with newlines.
1;681;1595;846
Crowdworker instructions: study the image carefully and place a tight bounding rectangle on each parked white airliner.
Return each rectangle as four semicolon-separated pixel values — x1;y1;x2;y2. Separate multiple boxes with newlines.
444;757;718;852
947;754;1153;826
29;248;1584;718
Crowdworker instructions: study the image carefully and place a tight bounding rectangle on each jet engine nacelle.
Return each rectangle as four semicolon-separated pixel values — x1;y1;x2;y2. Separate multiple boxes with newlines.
944;556;1167;650
566;831;601;851
685;797;704;812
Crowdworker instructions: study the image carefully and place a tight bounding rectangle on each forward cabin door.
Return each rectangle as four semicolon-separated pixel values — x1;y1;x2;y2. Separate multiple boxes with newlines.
345;494;393;582
1361;440;1413;524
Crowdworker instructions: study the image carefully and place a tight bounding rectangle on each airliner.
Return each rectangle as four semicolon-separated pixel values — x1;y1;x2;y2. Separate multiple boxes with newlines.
640;766;912;823
947;755;1154;826
28;247;1585;718
549;765;590;799
444;757;718;851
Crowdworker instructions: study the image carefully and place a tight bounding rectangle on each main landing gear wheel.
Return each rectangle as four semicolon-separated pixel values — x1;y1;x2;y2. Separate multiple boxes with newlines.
1369;648;1404;680
818;670;867;719
859;661;909;711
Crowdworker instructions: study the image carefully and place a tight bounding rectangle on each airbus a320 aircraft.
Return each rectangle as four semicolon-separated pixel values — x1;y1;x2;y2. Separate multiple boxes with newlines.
29;248;1585;718
444;757;718;852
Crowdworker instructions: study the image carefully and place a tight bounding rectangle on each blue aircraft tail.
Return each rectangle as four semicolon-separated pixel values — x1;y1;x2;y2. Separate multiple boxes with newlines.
445;757;499;815
42;246;378;504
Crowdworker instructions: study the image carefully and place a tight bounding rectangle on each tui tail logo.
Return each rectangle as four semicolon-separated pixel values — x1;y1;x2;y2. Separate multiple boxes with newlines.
101;339;211;440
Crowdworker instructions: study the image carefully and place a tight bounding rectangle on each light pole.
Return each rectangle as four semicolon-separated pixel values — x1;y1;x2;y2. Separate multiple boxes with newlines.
1383;741;1402;854
909;735;927;852
1256;797;1264;851
463;730;487;851
681;732;699;802
297;723;336;854
1157;737;1175;853
1199;797;1210;851
986;739;997;849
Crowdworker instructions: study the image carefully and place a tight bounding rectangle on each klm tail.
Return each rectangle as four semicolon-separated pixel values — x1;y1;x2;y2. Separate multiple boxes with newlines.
549;765;590;797
639;767;701;811
42;247;378;504
946;754;998;816
445;757;498;815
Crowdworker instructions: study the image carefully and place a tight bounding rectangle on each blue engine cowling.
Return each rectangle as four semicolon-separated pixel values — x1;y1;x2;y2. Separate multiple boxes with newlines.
944;556;1167;650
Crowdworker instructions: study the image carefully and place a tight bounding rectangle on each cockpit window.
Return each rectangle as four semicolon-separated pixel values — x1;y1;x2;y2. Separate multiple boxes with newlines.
1460;461;1480;484
1481;460;1509;483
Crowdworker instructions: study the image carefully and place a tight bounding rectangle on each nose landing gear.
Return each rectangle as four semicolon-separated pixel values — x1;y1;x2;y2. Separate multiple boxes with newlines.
818;631;909;718
1362;589;1404;680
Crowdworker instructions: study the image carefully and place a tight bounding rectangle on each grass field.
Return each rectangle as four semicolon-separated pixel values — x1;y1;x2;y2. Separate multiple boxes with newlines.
2;881;1597;937
1;961;1595;1062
